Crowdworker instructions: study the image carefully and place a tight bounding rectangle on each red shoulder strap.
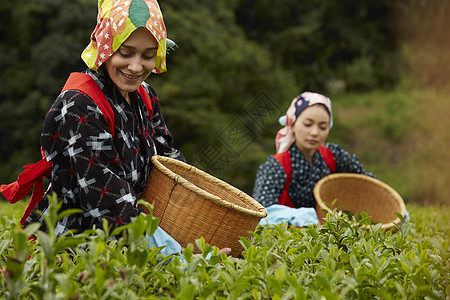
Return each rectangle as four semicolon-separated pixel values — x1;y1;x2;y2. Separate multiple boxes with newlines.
0;158;52;225
1;73;114;226
137;85;153;120
273;151;295;208
273;145;336;209
62;72;115;137
62;73;154;135
317;145;336;173
0;73;104;225
1;73;153;226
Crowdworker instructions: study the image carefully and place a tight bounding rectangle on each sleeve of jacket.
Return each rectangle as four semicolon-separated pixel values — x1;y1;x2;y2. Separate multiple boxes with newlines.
40;91;142;233
325;143;375;177
252;156;286;207
143;83;185;162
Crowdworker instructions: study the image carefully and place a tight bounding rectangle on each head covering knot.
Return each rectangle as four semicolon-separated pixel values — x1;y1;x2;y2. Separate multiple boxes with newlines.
81;0;168;73
275;92;333;153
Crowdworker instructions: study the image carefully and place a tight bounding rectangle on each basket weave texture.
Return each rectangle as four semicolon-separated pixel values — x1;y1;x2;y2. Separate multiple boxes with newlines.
141;155;267;257
313;173;406;231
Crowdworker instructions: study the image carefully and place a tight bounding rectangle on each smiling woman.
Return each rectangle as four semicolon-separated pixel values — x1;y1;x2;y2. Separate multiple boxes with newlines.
104;28;159;103
0;0;196;256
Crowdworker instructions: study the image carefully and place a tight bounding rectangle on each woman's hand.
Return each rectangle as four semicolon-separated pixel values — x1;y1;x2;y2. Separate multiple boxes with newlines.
218;248;231;255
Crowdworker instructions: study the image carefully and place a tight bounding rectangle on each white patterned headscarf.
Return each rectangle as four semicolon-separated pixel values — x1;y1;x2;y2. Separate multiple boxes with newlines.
275;92;333;153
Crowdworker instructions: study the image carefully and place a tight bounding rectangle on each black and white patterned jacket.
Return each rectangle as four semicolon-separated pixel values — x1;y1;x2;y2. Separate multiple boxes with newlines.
24;69;184;235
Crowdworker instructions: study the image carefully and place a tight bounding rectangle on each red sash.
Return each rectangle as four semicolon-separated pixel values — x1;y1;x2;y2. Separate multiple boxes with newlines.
0;73;152;225
274;145;336;207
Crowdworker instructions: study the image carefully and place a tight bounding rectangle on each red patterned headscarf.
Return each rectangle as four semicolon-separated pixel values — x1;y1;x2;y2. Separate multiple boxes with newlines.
275;92;333;153
81;0;168;73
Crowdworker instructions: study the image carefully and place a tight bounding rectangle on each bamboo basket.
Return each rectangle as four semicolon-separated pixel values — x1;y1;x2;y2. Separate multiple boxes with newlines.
141;155;267;257
313;173;406;231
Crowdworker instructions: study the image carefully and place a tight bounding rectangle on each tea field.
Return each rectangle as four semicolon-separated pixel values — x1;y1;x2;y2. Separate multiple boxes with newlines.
0;196;448;299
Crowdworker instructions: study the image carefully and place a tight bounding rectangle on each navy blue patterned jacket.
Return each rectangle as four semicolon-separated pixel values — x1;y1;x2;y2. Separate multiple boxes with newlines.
253;143;373;208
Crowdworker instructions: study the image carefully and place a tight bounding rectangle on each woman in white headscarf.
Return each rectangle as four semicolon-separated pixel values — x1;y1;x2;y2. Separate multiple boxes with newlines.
253;92;374;226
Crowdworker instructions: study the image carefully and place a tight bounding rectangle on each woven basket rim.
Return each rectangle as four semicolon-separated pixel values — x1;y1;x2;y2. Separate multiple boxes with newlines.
151;155;267;218
313;173;406;231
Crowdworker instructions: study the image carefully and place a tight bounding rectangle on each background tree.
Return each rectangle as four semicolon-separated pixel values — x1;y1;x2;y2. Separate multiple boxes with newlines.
1;0;448;204
235;0;399;92
154;0;298;191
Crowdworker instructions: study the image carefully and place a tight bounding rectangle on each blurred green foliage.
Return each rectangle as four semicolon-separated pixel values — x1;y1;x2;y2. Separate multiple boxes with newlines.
235;0;400;91
0;0;449;204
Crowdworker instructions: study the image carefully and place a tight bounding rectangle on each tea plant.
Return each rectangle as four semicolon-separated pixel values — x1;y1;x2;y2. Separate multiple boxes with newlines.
0;195;448;299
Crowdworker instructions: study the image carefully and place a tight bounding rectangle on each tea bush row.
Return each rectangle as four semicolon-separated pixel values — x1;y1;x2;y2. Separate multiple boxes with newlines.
0;195;448;299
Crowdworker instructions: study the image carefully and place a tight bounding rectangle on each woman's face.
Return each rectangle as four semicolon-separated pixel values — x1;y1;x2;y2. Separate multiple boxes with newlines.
104;27;158;102
292;104;330;154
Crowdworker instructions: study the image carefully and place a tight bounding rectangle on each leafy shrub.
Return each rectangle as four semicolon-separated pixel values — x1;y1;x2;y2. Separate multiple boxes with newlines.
0;196;448;299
